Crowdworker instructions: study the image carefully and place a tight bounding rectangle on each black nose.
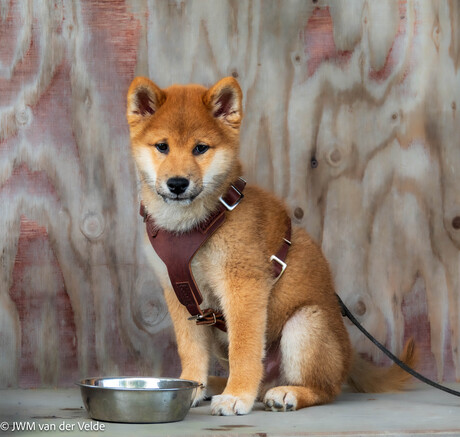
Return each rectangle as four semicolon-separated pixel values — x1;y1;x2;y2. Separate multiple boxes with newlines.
167;177;190;195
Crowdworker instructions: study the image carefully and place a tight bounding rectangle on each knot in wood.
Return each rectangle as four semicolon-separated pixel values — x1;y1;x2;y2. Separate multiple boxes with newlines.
452;216;460;230
327;148;342;167
141;297;168;327
294;207;304;220
134;280;168;331
354;300;367;316
15;106;32;126
80;212;105;240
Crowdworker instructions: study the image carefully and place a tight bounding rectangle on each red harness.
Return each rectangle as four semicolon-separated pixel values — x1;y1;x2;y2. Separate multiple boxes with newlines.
140;178;291;332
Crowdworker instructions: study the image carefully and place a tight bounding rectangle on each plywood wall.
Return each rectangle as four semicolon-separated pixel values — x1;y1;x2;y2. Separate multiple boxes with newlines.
1;0;459;387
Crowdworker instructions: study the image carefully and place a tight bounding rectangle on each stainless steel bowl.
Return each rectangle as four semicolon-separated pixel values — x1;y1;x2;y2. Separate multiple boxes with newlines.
77;377;201;423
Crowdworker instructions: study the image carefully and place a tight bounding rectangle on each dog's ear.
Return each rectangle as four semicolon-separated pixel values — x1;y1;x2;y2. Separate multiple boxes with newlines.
204;77;243;128
127;77;165;126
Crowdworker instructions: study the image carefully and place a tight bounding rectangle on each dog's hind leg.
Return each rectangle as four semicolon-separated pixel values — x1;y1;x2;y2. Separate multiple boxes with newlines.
264;305;351;412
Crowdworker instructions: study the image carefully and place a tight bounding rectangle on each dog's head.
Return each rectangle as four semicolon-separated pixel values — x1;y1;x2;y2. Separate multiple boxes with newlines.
127;77;243;209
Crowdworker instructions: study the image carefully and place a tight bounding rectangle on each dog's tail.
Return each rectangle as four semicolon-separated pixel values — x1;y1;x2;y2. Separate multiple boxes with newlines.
347;338;418;393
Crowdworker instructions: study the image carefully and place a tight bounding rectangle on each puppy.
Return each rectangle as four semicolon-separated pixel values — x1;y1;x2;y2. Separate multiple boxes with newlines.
126;76;416;415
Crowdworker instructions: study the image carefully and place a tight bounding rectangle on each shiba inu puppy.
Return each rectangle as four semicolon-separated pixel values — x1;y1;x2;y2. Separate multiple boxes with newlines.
126;76;416;416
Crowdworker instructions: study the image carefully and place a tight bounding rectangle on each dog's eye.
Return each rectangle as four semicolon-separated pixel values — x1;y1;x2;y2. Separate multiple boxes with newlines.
155;142;169;154
193;143;209;155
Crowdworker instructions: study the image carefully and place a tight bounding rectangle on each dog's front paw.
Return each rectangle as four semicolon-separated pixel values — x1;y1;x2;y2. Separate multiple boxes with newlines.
211;394;254;416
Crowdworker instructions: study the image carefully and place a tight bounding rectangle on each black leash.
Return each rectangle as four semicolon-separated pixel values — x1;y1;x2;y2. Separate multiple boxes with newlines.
336;294;460;397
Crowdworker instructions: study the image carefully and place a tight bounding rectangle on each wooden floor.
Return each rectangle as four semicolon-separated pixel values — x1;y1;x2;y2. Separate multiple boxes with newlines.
1;384;459;436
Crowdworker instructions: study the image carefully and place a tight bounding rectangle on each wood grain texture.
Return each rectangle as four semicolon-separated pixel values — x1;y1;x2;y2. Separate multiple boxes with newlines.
0;0;459;387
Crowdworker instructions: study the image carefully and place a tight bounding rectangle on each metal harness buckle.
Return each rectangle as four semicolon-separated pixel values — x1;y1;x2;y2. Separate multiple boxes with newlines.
188;311;217;326
270;255;287;283
219;180;245;211
209;312;217;325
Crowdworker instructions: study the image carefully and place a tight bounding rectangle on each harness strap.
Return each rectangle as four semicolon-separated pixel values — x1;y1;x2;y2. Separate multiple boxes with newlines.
271;218;292;282
141;178;246;332
141;178;292;332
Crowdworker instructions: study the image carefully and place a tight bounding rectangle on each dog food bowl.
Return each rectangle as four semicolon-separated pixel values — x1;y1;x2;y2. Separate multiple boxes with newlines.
77;377;201;423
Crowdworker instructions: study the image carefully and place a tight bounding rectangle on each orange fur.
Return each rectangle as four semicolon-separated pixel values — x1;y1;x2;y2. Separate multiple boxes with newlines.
347;338;418;393
126;77;417;416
